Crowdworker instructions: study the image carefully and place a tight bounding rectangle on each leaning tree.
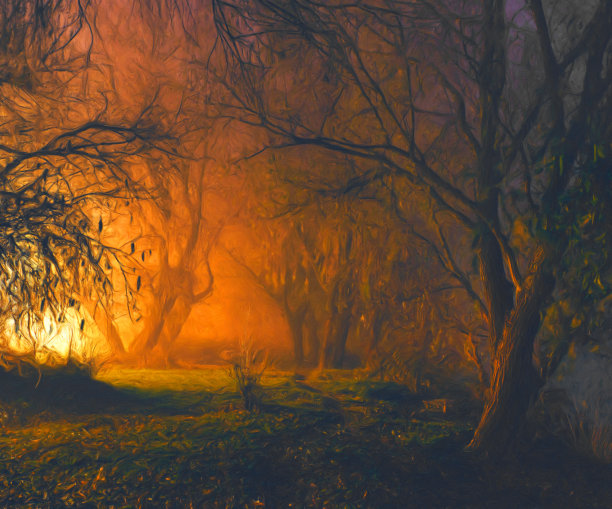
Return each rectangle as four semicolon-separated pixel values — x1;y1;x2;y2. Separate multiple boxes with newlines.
205;0;612;454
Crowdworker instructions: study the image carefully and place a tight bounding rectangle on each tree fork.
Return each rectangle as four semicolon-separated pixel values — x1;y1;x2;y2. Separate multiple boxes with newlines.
469;247;555;455
478;229;515;352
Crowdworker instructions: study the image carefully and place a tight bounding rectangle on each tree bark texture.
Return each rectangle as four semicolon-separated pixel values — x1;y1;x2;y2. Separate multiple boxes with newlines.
478;229;515;351
469;247;555;454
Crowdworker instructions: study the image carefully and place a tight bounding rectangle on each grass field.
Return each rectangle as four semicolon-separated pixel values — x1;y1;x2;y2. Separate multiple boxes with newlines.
0;367;611;508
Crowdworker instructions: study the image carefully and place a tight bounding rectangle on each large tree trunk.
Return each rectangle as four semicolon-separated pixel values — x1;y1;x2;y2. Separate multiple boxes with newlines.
478;230;515;350
469;248;555;454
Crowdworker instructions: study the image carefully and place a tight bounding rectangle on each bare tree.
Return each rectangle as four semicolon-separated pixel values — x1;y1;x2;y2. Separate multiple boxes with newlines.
127;160;222;366
224;219;312;366
206;0;612;454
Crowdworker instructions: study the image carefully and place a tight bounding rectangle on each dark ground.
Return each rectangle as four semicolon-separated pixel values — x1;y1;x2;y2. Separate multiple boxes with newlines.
0;367;610;508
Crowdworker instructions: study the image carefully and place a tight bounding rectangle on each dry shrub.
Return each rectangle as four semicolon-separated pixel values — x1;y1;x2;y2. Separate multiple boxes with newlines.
226;336;269;411
534;388;612;462
564;403;612;462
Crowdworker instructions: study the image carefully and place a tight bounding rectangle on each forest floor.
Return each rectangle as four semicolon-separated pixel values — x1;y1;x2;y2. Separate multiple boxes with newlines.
0;366;611;508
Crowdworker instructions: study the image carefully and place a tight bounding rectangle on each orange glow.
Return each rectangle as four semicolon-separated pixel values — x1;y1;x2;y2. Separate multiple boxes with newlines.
2;309;107;364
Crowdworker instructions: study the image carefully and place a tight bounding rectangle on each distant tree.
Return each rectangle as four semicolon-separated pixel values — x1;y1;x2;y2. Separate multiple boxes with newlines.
207;0;612;454
225;218;313;366
127;160;222;366
97;0;259;366
225;159;485;378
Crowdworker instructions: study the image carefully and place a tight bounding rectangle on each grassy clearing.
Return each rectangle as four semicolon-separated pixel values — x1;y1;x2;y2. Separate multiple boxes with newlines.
0;367;610;508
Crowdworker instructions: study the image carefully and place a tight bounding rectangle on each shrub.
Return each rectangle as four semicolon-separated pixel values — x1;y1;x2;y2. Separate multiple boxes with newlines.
534;388;612;463
565;403;612;462
227;336;268;411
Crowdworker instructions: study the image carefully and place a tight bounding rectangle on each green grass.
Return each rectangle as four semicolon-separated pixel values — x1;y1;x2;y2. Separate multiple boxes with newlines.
0;367;610;508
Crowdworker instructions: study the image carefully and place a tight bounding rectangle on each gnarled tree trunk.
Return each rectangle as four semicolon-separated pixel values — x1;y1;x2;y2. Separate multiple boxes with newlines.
469;248;555;454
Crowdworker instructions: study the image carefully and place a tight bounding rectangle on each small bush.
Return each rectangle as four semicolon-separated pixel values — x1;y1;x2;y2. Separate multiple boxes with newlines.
226;336;268;411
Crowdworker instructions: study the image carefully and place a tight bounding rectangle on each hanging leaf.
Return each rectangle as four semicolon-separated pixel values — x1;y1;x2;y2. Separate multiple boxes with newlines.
130;242;135;254
80;319;85;331
98;218;103;233
136;275;141;290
